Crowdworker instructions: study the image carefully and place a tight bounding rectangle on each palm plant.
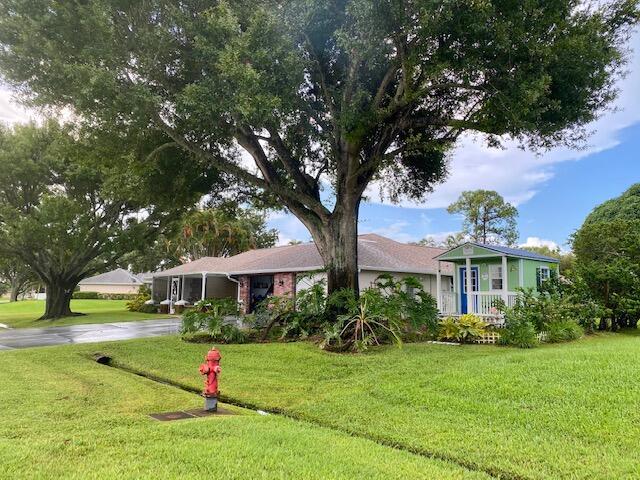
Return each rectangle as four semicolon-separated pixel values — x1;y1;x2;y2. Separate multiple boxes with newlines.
338;297;403;352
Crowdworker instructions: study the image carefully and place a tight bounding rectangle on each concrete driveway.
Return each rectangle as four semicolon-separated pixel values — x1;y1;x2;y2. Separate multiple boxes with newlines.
0;318;181;350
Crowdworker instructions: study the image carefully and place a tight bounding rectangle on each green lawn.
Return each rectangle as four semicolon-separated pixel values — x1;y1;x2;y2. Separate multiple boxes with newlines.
91;333;640;480
0;346;487;479
0;299;171;328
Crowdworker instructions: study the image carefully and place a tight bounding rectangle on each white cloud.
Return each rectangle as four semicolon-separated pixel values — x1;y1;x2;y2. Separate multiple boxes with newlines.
519;237;559;250
360;220;420;243
366;31;640;210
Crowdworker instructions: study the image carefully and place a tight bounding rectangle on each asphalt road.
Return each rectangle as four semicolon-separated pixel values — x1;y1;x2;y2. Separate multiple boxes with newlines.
0;318;181;350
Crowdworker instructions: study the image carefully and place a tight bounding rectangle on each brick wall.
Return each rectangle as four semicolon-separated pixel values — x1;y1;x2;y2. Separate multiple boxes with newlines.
273;272;296;299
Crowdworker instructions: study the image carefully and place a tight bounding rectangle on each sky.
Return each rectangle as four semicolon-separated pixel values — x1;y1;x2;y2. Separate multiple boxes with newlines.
1;32;639;252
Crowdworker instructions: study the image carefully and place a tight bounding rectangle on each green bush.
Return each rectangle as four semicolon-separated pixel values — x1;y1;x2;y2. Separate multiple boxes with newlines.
126;285;152;312
437;317;461;342
72;291;100;299
99;293;138;300
180;297;245;344
72;291;141;301
500;315;539;348
437;314;487;343
545;320;584;343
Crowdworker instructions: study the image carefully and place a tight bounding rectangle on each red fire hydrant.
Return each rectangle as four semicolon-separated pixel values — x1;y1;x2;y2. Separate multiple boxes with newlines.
199;348;221;411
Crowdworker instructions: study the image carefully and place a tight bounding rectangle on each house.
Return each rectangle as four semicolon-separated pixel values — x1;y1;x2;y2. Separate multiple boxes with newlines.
434;242;559;319
78;268;148;295
150;233;454;313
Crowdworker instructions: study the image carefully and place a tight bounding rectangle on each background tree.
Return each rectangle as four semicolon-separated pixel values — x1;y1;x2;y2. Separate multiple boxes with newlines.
176;202;278;261
572;184;640;329
0;0;636;300
572;220;640;329
521;245;575;276
414;233;466;249
447;190;518;245
583;183;640;223
0;121;215;319
0;254;36;302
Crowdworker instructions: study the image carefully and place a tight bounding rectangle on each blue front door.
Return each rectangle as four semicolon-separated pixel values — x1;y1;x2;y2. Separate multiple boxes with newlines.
459;266;479;314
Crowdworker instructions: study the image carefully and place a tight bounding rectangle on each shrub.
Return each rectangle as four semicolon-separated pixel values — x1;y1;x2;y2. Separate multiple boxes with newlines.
126;284;152;312
437;317;460;342
437;314;487;343
500;315;539;348
545;320;584;343
72;291;100;299
456;314;488;343
337;290;403;352
180;297;245;343
98;292;138;300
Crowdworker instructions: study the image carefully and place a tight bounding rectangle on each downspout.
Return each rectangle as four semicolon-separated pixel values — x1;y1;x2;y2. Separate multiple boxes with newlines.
225;273;241;305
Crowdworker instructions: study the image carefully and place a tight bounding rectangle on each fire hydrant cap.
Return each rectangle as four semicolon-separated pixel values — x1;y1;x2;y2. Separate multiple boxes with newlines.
206;348;221;361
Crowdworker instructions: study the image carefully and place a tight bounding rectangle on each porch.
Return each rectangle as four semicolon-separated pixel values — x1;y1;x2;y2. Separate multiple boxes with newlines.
150;273;240;313
435;245;521;320
434;241;559;321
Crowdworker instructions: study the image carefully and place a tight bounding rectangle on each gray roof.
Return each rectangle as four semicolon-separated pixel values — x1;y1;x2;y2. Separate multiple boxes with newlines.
477;244;559;262
79;268;145;285
154;234;454;277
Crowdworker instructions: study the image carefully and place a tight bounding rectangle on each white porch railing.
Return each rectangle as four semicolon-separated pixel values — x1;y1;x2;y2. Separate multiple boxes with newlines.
439;291;519;316
469;292;518;316
440;292;457;315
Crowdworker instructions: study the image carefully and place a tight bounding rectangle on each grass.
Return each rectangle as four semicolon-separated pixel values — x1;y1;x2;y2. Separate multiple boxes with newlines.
0;346;487;479
0;299;171;328
92;333;640;480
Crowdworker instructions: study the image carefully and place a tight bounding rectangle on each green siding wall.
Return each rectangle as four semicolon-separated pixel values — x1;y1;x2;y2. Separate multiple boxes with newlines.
447;256;557;293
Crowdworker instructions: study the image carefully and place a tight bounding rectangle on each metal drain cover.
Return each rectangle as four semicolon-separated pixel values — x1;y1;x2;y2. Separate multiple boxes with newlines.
149;407;235;421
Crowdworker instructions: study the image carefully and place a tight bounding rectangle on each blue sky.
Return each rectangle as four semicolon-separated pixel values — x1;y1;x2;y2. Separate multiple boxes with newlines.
1;32;638;252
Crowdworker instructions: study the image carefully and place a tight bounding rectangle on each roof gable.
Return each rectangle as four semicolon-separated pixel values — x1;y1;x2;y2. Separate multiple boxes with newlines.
79;268;143;285
436;242;559;262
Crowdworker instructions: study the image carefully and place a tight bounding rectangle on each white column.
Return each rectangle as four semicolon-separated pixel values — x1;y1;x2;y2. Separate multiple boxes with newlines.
436;261;442;312
166;277;170;300
201;273;207;300
181;275;186;301
502;255;509;303
466;257;474;313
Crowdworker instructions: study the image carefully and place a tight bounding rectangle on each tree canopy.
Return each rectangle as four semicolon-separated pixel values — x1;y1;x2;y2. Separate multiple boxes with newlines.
0;0;636;297
447;190;518;245
0;121;214;319
572;219;640;329
583;183;640;224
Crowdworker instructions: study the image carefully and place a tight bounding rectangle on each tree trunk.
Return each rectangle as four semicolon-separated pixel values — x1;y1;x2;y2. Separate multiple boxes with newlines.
9;278;20;302
40;281;79;320
311;200;360;298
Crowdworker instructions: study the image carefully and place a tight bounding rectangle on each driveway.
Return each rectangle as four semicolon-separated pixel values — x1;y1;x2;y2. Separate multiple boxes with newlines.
0;318;181;350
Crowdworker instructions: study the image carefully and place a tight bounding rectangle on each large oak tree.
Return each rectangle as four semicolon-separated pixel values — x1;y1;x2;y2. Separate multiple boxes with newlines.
0;0;636;296
0;121;217;319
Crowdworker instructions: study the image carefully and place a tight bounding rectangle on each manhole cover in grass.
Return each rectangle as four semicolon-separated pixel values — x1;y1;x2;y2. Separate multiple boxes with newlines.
150;407;235;421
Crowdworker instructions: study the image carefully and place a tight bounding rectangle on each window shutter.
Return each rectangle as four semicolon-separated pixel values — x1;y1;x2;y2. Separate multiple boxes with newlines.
536;267;541;289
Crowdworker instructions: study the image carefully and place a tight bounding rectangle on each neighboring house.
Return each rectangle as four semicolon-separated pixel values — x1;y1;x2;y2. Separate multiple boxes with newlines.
434;242;559;318
150;234;454;314
78;268;147;294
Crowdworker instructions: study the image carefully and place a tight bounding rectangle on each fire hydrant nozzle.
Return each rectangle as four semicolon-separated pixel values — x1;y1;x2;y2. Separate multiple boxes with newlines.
199;347;221;411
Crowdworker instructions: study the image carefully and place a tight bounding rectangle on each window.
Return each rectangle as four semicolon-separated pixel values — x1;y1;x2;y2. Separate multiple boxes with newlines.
537;266;551;288
489;264;503;290
462;269;478;293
